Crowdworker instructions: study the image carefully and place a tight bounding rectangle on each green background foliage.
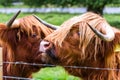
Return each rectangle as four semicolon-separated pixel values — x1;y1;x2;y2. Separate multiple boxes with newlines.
0;0;120;15
0;0;13;6
21;0;120;15
21;0;120;7
21;0;47;7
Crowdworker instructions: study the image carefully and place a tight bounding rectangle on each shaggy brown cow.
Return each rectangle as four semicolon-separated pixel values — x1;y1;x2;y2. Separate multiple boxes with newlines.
39;12;120;80
0;11;57;80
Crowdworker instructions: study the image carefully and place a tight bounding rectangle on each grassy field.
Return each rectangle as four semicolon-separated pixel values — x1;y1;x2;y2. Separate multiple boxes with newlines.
0;12;120;28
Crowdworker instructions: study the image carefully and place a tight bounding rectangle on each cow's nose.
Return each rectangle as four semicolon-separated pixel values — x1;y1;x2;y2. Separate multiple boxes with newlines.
39;41;50;53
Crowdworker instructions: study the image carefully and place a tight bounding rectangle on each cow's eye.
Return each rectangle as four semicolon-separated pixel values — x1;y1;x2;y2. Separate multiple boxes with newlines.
78;32;80;35
31;34;37;38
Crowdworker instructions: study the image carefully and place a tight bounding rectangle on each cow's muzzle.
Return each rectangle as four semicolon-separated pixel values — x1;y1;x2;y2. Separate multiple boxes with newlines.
39;40;57;60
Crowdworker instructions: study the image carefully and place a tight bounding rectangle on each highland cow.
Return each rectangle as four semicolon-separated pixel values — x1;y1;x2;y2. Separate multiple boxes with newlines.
0;11;57;80
39;12;120;80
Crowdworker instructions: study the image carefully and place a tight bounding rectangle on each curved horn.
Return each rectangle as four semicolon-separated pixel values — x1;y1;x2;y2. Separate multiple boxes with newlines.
87;23;115;41
7;10;21;27
33;15;59;30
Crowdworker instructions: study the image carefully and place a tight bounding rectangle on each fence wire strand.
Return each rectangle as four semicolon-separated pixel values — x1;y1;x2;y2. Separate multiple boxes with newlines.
2;61;120;71
1;61;120;80
3;76;33;80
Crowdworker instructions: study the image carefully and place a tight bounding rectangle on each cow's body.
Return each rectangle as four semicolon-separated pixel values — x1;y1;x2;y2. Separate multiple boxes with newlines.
0;15;54;80
40;12;120;80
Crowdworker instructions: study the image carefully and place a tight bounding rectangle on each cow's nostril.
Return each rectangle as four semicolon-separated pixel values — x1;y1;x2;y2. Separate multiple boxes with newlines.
44;43;50;47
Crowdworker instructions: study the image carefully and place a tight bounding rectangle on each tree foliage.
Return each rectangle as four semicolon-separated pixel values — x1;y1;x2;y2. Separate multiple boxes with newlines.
48;0;116;15
22;0;117;7
82;0;114;15
22;0;120;15
21;0;48;7
0;0;13;6
1;0;120;15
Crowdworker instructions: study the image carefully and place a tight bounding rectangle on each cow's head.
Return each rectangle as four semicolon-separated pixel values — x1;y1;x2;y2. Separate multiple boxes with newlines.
39;12;118;79
0;11;58;77
39;12;115;68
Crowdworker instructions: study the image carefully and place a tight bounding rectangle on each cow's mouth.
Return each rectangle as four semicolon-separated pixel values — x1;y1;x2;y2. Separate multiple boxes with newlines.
45;45;57;60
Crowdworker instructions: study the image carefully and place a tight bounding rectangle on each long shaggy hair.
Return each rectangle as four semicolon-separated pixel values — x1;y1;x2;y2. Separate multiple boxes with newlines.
0;15;54;79
43;12;120;80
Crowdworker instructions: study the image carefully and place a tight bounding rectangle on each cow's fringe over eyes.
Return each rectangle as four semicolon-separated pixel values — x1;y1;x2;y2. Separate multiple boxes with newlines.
12;15;53;37
44;12;108;60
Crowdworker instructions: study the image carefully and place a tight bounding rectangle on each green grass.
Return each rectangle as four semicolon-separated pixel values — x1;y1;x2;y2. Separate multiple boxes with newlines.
0;13;78;25
104;14;120;28
34;13;79;26
0;12;120;28
32;66;81;80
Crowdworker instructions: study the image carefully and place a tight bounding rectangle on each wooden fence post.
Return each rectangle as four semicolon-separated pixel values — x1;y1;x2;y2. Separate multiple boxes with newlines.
0;47;3;80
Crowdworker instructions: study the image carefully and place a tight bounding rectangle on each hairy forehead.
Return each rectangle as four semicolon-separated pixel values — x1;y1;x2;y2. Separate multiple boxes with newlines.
44;12;107;46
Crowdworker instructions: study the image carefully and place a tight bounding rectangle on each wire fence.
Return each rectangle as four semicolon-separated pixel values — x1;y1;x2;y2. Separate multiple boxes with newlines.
1;61;120;80
2;61;120;71
3;76;33;80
